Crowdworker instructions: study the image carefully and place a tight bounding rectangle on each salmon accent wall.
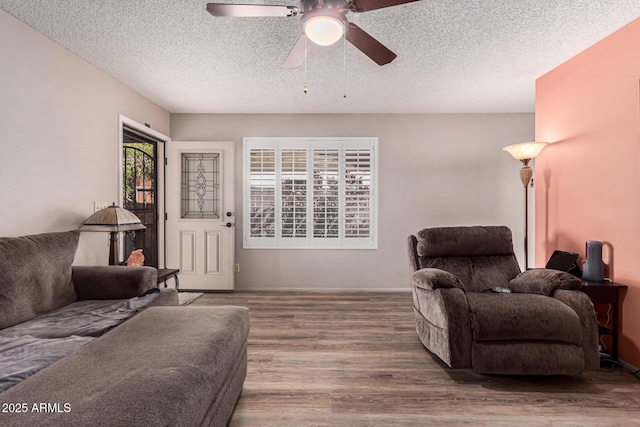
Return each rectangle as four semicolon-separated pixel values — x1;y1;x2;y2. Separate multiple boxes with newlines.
535;18;640;367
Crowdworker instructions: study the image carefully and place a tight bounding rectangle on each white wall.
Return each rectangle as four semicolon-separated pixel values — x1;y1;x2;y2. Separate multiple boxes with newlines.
171;113;534;290
0;10;170;265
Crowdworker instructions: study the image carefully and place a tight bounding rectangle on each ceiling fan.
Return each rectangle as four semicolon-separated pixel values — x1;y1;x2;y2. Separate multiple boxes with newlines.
206;0;421;68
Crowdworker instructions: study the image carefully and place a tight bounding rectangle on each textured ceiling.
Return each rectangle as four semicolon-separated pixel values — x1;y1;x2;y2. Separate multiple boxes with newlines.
2;1;640;114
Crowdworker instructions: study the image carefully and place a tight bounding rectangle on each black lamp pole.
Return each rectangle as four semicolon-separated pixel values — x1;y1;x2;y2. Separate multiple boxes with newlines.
108;231;120;265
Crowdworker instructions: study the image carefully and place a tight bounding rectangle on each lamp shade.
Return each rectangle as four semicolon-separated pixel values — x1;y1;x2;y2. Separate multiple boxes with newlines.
302;9;347;46
79;203;146;232
502;141;549;160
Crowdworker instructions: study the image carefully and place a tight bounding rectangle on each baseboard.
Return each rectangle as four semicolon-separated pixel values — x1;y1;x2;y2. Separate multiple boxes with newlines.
234;287;412;292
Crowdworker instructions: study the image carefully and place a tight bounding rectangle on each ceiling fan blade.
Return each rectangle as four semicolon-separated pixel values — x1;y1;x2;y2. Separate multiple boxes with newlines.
345;23;396;66
350;0;421;13
282;35;307;69
206;3;298;17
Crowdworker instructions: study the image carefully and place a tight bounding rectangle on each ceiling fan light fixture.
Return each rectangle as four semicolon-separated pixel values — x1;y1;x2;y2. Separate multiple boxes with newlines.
302;9;347;46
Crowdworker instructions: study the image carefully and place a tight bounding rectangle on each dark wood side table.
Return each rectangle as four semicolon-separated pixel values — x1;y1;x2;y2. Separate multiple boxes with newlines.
157;268;180;290
580;280;627;360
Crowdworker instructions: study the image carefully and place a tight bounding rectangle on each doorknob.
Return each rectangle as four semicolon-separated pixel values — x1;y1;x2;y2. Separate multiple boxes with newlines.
220;222;234;228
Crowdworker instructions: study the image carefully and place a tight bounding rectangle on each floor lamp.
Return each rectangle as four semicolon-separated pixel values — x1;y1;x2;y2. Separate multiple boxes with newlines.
502;142;548;270
79;203;146;265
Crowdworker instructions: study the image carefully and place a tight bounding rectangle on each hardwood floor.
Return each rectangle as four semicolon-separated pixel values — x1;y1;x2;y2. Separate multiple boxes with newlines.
190;292;640;426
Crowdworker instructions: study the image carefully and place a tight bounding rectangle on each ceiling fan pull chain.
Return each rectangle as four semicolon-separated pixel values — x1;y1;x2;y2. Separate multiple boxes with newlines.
343;29;347;98
303;35;308;94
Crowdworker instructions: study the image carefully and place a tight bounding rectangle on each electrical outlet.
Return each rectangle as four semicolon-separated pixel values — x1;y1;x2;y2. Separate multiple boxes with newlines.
94;201;109;212
234;263;240;273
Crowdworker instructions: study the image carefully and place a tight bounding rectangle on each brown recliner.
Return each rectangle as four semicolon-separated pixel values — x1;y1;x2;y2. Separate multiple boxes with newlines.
407;225;598;375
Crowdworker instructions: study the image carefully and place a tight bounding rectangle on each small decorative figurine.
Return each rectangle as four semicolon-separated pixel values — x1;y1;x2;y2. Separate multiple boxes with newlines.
126;249;145;267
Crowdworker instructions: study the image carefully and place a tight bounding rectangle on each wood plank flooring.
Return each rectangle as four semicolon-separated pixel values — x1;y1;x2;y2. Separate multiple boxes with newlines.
190;292;640;426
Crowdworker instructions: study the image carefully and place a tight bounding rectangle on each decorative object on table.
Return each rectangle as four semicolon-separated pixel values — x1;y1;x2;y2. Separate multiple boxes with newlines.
545;250;582;278
126;249;145;266
502;141;549;269
582;240;604;282
79;203;146;265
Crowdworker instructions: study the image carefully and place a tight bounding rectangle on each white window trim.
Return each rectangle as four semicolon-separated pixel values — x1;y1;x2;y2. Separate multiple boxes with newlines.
243;137;378;250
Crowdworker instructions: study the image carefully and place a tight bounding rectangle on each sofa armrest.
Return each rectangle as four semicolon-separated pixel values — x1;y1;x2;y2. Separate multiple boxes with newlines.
411;284;472;367
411;268;465;291
72;266;158;300
553;289;599;370
509;268;581;296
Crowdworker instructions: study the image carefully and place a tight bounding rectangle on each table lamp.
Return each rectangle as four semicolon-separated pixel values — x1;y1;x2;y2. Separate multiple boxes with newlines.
79;203;146;265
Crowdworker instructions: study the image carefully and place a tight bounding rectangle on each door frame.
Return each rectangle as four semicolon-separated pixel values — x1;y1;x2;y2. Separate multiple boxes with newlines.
118;115;171;267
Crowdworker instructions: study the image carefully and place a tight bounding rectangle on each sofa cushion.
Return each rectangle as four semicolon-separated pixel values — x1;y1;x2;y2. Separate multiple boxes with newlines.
416;226;515;258
423;256;520;293
0;231;79;329
466;293;582;345
414;226;521;292
509;268;582;295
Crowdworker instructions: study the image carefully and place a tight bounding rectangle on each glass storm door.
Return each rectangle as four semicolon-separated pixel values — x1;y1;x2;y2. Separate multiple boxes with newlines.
122;132;158;267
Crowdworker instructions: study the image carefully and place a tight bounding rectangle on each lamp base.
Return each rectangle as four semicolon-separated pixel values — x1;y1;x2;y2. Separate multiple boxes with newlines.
109;231;119;265
523;183;529;270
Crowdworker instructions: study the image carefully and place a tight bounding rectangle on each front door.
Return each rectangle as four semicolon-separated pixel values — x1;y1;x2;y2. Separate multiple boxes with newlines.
166;141;235;291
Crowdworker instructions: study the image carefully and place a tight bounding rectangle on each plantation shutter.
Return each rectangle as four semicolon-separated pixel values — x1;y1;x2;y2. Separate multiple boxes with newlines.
344;147;372;239
248;148;275;237
244;138;377;249
281;148;307;238
312;147;340;239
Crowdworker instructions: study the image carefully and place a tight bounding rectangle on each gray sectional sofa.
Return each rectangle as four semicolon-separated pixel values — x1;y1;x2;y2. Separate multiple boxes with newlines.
0;231;249;426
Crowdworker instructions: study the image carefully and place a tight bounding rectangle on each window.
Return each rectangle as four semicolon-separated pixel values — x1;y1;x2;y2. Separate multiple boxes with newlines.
243;137;377;249
180;152;220;219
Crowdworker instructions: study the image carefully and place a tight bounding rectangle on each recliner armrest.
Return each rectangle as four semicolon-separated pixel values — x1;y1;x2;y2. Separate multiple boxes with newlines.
72;266;158;300
411;268;465;291
553;289;599;370
509;268;581;296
